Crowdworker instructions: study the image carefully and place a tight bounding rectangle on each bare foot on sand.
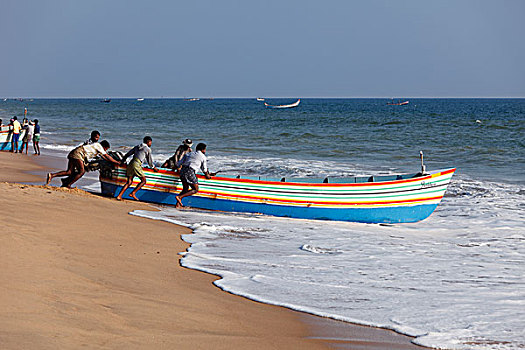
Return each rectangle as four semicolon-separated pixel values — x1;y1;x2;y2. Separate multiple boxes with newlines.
130;193;139;201
175;196;183;208
45;173;52;185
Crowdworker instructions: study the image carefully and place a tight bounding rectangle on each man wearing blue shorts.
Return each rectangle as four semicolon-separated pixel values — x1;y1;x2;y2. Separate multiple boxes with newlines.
10;116;21;153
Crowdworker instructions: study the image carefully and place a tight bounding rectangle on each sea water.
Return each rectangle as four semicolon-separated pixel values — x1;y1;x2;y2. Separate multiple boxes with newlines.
2;98;523;349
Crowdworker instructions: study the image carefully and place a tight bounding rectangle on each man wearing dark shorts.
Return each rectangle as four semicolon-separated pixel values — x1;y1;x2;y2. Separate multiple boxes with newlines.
46;140;120;188
176;143;214;208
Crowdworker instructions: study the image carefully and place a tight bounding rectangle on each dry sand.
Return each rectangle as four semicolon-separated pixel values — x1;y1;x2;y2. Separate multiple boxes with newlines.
0;151;426;349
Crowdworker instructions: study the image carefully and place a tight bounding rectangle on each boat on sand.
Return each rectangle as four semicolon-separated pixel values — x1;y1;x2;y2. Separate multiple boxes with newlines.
97;153;455;224
0;126;27;151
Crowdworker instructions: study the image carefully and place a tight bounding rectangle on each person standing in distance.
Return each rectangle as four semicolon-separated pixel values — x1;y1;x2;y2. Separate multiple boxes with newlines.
10;116;22;153
33;119;41;155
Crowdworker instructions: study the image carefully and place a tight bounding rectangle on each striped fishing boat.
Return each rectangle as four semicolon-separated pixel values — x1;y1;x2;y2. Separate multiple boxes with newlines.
99;164;455;223
0;126;27;151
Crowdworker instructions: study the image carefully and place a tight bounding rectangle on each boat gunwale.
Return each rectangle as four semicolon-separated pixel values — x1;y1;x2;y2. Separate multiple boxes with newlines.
131;167;456;188
109;171;452;197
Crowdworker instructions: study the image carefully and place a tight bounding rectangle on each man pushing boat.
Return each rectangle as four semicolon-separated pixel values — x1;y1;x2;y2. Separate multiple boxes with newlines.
116;136;159;201
46;140;120;188
175;142;215;208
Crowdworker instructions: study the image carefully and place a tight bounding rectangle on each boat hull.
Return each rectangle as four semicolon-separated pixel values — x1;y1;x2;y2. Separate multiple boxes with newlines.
0;128;27;151
264;99;301;109
100;166;455;223
102;181;438;223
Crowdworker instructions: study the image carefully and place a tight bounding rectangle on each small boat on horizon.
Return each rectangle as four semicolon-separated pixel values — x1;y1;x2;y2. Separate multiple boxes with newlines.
101;98;111;103
136;98;145;101
183;98;200;101
387;99;409;106
256;98;265;101
264;99;301;109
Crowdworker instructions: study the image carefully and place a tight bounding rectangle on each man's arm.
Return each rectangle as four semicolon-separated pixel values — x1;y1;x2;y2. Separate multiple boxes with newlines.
121;147;135;163
146;150;159;172
176;153;188;168
201;158;212;179
102;153;121;165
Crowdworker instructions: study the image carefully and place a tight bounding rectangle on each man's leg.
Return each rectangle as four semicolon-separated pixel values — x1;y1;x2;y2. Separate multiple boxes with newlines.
64;160;85;188
176;181;189;208
116;176;134;201
47;158;77;184
129;175;147;201
176;183;199;207
11;135;16;152
14;135;20;153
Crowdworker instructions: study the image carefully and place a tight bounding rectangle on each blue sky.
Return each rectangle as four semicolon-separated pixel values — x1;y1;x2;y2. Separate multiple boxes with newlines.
1;0;524;98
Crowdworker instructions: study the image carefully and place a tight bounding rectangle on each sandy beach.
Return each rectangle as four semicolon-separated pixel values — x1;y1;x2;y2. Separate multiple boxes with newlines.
0;151;426;349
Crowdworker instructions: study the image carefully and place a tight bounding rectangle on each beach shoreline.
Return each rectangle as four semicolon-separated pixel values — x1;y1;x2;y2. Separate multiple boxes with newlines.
0;150;427;349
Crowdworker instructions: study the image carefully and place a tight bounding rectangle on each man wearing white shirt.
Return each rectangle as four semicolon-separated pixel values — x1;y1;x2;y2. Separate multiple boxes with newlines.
175;143;214;208
46;140;120;188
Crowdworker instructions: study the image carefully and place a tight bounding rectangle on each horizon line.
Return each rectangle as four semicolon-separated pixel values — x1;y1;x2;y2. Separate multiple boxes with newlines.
2;96;525;99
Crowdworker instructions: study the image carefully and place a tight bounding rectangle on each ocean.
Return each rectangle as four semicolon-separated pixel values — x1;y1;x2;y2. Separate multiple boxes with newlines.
2;98;524;349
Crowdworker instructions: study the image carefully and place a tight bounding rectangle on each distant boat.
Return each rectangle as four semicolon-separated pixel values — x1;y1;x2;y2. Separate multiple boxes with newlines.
101;98;111;103
136;98;145;101
184;98;200;101
264;99;301;109
256;98;265;101
387;99;409;106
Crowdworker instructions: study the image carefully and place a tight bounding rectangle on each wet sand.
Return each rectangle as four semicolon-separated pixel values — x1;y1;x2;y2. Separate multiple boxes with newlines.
0;151;427;349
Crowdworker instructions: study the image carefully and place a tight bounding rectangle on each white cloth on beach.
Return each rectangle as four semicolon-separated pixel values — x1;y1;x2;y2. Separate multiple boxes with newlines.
178;150;208;173
82;142;107;159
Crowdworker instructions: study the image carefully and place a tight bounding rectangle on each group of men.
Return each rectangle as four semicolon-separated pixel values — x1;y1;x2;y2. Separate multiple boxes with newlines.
46;132;214;207
1;116;41;155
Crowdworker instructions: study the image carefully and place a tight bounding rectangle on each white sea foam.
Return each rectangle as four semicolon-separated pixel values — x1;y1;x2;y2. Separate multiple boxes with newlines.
41;144;75;152
131;174;524;350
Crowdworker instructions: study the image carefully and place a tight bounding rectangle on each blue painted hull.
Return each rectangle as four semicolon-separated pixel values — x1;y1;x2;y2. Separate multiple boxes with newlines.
102;182;438;223
0;140;24;151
